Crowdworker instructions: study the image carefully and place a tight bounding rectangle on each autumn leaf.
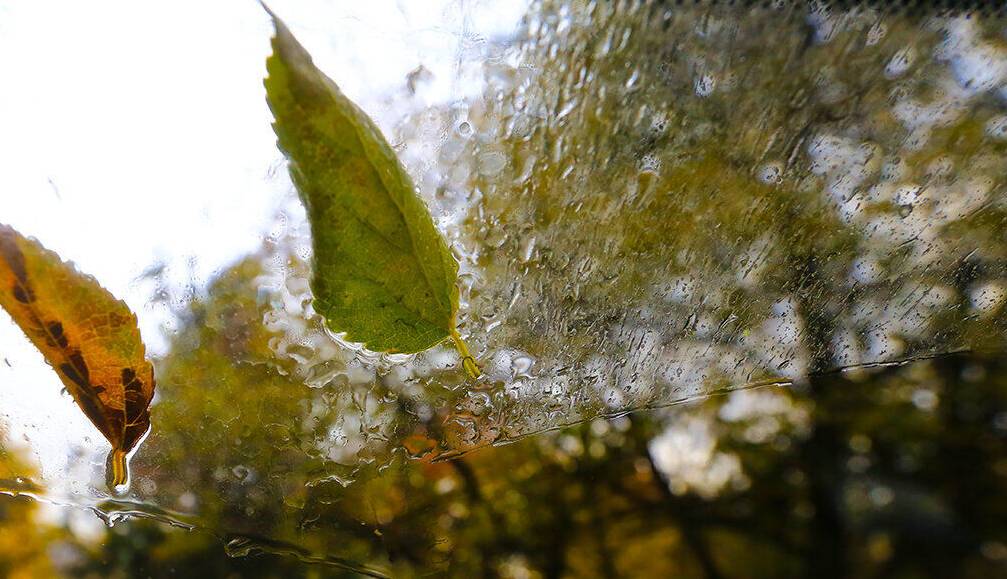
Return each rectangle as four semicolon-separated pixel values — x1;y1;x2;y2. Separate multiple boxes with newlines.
0;224;155;489
262;7;478;376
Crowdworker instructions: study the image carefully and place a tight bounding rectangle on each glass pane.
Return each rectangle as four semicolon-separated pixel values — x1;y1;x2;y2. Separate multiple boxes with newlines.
2;1;1006;577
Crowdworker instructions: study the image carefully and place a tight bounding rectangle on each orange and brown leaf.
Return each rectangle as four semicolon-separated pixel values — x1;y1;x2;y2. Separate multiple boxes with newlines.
0;224;155;462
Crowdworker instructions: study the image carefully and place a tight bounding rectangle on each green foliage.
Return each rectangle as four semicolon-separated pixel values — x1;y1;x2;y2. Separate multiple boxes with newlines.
18;346;1007;579
0;431;60;579
263;12;463;356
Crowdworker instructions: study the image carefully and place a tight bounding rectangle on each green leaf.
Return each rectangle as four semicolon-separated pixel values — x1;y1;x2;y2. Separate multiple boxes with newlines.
262;8;477;373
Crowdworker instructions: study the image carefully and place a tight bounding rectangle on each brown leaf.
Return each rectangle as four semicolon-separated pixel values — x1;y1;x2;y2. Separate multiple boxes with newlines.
0;224;154;488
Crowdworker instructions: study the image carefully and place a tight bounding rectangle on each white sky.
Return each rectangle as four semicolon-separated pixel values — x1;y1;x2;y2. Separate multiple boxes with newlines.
0;0;527;492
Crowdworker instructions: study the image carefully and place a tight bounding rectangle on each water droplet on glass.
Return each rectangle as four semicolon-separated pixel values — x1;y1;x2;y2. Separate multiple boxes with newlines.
759;163;783;184
519;236;537;263
511;355;535;378
695;73;715;97
625;69;640;89
231;464;254;483
478;150;507;176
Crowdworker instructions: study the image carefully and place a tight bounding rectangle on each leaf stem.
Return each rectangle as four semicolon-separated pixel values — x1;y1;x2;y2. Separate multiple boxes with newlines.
106;448;130;494
450;329;481;379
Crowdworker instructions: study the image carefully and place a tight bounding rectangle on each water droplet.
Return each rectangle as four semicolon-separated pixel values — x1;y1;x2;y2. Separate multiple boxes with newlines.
511;355;535;378
232;464;255;483
625;69;640;89
519;236;537;262
478;150;507;176
457;120;473;137
305;473;355;488
694;74;715;97
758;163;783;184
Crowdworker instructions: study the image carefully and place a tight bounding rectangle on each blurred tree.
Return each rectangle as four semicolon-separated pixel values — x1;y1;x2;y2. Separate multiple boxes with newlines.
0;432;63;579
43;245;1007;577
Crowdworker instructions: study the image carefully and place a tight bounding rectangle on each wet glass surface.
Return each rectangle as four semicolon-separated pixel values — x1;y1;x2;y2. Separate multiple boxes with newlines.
2;1;1007;577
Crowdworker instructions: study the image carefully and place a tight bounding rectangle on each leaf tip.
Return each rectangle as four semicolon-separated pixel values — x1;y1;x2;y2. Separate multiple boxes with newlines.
260;1;298;50
257;0;277;20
